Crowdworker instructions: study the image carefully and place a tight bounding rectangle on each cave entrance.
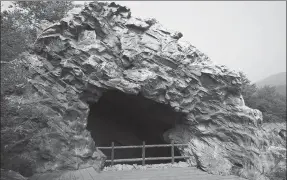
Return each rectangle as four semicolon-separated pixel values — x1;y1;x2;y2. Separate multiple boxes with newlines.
87;90;183;165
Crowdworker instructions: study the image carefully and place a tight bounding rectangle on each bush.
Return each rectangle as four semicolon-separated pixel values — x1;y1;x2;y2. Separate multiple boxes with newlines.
239;72;286;123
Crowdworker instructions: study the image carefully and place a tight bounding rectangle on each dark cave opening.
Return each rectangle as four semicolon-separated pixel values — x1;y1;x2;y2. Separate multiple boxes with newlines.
87;90;183;165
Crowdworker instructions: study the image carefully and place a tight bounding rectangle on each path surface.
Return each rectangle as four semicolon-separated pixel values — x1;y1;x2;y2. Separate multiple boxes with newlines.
29;167;247;180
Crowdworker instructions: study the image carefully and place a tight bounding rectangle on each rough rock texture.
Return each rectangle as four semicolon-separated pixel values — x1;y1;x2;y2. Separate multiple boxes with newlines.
0;169;28;180
1;2;286;180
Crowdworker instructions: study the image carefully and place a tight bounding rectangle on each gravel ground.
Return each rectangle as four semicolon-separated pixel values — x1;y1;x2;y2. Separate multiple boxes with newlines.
103;161;190;171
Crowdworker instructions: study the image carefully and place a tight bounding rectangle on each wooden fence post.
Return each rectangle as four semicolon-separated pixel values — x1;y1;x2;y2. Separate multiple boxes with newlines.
111;142;114;166
142;141;145;166
171;141;174;164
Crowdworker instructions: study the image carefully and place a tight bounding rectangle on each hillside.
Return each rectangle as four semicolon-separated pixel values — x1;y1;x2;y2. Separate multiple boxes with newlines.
275;84;286;96
256;72;286;87
256;72;286;96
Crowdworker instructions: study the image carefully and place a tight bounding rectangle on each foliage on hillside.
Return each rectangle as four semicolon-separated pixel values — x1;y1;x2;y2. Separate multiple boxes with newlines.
274;84;286;96
1;1;74;63
240;72;286;123
1;1;75;176
240;73;286;180
0;2;285;179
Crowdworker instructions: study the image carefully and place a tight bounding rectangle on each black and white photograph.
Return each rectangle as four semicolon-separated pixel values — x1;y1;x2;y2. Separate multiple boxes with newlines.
0;1;286;180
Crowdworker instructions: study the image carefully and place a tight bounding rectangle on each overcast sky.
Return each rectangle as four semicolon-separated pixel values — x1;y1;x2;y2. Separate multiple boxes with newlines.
113;1;286;82
2;1;286;82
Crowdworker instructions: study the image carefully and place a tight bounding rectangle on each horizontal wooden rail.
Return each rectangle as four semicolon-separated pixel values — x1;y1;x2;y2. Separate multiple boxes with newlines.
98;143;188;150
99;142;191;166
105;156;192;163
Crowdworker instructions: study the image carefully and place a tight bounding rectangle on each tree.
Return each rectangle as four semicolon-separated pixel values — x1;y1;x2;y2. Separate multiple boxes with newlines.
1;9;37;62
239;71;257;107
255;86;286;122
1;2;75;176
239;72;286;123
14;1;74;24
1;1;74;62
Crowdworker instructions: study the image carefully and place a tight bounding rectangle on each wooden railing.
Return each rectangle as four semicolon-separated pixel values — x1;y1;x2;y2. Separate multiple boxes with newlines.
97;141;191;166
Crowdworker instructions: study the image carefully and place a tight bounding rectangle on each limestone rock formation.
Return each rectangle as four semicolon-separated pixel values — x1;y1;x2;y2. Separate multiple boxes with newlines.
1;2;285;180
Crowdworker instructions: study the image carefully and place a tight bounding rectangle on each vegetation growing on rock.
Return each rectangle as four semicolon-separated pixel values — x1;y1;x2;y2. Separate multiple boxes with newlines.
0;2;285;180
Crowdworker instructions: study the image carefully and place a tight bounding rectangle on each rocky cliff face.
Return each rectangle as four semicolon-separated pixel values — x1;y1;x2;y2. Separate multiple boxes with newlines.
1;2;285;180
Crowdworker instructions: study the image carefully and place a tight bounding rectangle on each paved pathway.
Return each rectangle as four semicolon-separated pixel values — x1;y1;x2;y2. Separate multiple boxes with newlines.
29;167;247;180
